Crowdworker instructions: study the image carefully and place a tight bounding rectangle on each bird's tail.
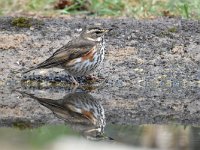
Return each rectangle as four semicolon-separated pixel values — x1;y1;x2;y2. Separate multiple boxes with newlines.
23;60;50;74
23;56;60;74
16;90;63;108
23;67;38;74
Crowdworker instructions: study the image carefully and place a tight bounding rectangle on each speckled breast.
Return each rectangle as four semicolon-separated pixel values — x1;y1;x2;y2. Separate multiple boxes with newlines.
65;41;105;77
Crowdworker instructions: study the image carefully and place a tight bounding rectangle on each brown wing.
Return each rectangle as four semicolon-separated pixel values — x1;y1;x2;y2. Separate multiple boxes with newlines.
24;39;95;73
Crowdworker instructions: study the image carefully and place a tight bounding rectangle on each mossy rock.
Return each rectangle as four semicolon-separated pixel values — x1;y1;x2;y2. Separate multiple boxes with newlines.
168;27;177;33
11;17;44;28
13;120;32;129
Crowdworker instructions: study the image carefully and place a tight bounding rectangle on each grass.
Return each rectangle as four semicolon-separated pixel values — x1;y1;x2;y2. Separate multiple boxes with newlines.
0;0;200;19
61;0;125;16
127;0;200;19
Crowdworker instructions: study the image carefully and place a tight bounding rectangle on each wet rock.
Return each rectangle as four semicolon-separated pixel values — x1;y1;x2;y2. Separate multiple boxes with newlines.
0;17;200;126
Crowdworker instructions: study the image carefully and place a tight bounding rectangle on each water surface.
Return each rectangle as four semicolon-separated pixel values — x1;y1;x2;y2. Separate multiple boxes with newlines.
0;80;200;150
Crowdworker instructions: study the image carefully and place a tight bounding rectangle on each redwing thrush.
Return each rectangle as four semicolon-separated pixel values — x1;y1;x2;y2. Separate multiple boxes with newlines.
24;26;112;85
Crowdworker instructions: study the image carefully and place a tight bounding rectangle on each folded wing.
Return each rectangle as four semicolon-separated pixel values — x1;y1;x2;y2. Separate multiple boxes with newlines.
24;39;95;73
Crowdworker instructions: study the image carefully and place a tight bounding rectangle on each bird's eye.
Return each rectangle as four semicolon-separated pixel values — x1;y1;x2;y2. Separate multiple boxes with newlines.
95;31;102;34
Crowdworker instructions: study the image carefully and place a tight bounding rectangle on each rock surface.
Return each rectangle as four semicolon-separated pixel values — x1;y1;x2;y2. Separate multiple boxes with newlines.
0;17;200;127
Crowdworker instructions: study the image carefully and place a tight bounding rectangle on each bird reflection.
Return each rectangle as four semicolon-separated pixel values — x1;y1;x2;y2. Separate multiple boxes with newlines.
19;90;106;140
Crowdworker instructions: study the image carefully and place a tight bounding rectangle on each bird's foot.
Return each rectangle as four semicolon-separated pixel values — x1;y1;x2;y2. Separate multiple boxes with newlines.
71;77;79;85
85;75;99;81
70;76;79;92
71;76;79;89
85;75;104;83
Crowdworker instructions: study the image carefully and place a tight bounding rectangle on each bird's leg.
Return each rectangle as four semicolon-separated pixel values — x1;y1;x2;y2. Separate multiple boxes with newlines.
85;74;99;81
70;76;79;86
69;76;79;92
85;74;105;82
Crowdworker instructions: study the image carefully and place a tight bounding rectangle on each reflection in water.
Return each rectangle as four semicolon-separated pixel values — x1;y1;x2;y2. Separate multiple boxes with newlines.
15;87;200;149
19;90;106;140
106;124;200;150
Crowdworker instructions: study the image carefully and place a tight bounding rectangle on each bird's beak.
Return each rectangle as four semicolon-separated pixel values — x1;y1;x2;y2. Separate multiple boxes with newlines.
103;28;113;33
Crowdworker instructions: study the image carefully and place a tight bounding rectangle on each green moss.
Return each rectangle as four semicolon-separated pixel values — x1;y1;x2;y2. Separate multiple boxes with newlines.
168;27;177;33
11;17;44;28
159;26;178;37
159;31;171;37
13;120;32;129
11;17;32;28
82;85;97;91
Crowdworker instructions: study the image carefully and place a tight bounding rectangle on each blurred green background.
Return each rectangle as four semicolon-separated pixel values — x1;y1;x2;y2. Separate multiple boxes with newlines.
0;125;77;150
1;124;200;150
0;0;200;19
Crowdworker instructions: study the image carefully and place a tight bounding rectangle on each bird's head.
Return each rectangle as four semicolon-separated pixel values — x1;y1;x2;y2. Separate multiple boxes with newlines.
81;26;112;42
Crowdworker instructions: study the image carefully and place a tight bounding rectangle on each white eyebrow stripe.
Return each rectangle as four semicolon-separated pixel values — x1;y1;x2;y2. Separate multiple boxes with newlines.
87;29;102;33
86;37;102;41
87;29;96;33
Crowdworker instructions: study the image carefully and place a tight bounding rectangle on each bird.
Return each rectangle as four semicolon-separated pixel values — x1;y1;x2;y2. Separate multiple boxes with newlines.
24;26;112;85
18;90;106;139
